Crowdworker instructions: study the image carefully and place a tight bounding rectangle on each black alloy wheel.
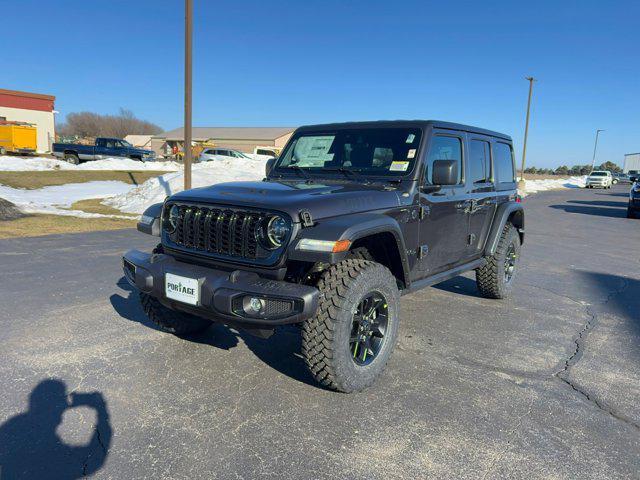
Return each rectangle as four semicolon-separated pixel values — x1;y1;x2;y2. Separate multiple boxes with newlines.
350;292;389;366
504;242;518;283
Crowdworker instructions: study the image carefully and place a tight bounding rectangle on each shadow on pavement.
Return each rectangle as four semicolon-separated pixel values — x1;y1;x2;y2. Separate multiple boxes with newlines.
432;275;483;298
0;379;111;479
568;199;628;208
110;278;320;388
580;272;640;336
549;203;628;218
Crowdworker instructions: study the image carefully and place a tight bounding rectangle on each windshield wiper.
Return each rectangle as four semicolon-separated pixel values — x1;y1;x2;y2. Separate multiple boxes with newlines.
288;165;312;181
324;167;368;183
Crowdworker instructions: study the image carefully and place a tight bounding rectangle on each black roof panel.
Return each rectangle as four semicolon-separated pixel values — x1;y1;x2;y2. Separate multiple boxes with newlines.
296;120;512;141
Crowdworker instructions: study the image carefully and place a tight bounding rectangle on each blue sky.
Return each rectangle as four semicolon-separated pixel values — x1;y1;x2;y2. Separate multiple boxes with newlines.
5;0;639;168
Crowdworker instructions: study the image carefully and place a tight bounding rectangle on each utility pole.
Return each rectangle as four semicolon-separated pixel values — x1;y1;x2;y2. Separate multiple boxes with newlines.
590;129;604;172
184;0;193;190
520;76;536;182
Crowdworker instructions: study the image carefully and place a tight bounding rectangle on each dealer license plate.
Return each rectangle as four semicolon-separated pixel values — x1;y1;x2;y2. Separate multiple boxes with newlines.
165;273;200;305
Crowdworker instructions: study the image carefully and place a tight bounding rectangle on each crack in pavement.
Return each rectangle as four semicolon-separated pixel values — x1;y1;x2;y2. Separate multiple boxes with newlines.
550;277;640;431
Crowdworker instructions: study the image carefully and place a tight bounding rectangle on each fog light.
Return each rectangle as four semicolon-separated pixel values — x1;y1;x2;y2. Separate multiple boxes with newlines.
243;296;265;314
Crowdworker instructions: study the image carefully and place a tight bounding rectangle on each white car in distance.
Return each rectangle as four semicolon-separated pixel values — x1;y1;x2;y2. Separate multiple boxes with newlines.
585;170;613;189
198;148;253;162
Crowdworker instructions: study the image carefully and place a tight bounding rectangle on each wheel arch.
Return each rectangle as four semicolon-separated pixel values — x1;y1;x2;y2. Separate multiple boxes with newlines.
484;202;524;256
287;212;410;289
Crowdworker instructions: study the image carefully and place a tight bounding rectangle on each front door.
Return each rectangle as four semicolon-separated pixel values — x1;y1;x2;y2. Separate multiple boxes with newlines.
466;136;497;258
416;131;469;278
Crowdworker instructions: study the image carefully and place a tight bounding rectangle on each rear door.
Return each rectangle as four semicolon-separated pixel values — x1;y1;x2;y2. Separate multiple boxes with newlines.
416;130;469;278
465;136;497;258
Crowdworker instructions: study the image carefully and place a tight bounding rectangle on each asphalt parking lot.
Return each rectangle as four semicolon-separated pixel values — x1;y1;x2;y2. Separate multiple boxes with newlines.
0;184;638;479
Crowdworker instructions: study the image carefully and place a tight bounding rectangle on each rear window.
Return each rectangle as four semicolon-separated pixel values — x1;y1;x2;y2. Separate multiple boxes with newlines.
469;139;491;184
493;142;515;185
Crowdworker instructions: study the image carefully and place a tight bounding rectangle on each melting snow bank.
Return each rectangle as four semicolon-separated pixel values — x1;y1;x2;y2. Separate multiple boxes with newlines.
519;176;586;196
104;157;267;214
0;181;136;218
0;155;181;171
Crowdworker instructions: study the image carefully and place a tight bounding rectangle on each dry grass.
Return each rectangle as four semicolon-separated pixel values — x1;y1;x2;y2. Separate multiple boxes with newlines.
0;214;135;239
0;170;166;189
69;198;138;217
517;173;573;181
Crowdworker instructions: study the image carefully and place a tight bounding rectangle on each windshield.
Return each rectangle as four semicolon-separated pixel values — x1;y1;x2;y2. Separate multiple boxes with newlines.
590;171;607;176
274;128;423;177
120;140;133;148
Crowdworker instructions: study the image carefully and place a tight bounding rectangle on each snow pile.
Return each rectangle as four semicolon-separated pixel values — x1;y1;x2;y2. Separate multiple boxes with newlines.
0;181;136;218
519;176;586;196
105;156;267;214
0;156;181;172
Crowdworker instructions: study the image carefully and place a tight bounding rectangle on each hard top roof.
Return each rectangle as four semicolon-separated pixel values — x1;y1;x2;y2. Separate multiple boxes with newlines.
296;120;511;141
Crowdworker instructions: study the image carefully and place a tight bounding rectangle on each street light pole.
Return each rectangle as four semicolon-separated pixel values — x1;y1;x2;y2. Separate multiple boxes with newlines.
590;129;604;173
520;76;536;182
184;0;193;190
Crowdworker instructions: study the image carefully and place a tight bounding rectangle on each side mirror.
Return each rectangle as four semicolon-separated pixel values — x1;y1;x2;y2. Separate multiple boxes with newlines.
265;157;276;176
432;159;458;186
630;176;638;183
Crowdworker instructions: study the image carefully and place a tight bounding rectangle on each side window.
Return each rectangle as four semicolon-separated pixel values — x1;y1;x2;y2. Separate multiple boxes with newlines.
95;139;105;147
493;142;515;184
469;139;491;184
105;139;116;149
424;135;462;185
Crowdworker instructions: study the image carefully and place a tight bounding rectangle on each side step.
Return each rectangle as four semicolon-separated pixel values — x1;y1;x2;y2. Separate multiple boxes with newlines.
402;258;486;296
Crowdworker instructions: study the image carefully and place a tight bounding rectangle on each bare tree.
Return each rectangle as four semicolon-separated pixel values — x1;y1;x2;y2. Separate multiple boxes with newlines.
56;109;163;139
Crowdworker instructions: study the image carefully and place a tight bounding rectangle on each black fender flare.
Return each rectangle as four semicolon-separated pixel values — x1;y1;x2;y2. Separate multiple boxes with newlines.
483;202;524;256
287;212;410;283
137;202;163;236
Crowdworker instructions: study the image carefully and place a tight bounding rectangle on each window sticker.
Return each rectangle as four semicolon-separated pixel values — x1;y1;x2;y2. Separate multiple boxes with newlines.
407;149;416;159
389;161;410;172
406;133;416;143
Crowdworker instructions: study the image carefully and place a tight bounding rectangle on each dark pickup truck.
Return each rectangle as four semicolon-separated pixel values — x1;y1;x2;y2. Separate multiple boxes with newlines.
124;120;524;392
52;137;155;164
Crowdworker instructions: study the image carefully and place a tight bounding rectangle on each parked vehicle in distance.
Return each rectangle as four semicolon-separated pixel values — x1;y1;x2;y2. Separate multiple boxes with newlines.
612;172;632;184
52;137;155;164
628;170;639;182
198;148;253;162
627;181;640;218
124;120;524;393
585;170;613;189
253;146;280;157
0;122;37;155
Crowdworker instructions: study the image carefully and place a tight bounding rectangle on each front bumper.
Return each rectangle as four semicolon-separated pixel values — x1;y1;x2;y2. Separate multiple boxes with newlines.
122;250;319;326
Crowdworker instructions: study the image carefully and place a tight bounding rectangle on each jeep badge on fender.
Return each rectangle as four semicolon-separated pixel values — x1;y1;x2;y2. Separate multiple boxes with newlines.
123;120;524;393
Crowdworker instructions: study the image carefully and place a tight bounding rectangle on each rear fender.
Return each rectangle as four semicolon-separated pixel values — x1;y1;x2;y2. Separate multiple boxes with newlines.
484;202;524;256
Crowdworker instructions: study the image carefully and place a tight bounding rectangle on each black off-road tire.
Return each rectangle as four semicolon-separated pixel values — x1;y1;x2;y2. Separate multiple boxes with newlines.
65;153;80;165
628;207;638;219
475;223;521;299
302;259;400;393
140;293;211;335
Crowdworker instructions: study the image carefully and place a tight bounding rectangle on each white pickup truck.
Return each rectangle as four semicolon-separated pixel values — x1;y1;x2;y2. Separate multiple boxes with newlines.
585;170;613;189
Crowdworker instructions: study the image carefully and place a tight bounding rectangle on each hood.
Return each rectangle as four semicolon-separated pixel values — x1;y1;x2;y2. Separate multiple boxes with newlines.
170;180;407;221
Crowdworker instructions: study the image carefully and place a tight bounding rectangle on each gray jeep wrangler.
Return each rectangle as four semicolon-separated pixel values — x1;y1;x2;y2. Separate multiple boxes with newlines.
124;121;524;392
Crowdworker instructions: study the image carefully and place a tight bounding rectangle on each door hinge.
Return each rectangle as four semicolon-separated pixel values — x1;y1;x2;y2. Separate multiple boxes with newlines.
419;206;431;219
418;245;429;259
467;233;476;245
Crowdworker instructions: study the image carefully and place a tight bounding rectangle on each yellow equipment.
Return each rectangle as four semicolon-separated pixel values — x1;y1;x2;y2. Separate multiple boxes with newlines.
0;123;37;155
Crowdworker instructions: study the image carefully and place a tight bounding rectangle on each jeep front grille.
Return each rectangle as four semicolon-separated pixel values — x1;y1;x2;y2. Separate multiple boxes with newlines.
171;205;265;260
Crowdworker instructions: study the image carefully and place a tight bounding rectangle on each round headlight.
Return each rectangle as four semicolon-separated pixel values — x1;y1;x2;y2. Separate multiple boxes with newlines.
265;215;289;248
165;205;180;233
